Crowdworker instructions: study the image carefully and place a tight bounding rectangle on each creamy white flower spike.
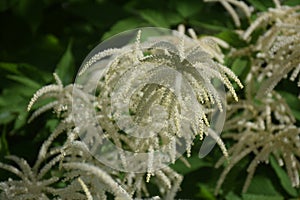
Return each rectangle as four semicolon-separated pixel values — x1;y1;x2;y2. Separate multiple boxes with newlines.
73;27;242;173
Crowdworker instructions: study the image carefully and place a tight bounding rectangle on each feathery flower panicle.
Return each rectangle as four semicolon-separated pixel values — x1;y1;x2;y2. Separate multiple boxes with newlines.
215;91;300;194
0;146;64;199
78;27;242;166
211;1;300;194
1;26;243;199
230;1;300;98
27;73;76;122
3;72;185;199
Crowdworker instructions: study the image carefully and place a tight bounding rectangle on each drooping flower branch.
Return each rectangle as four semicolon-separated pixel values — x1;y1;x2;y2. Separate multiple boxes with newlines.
215;91;300;194
0;25;244;199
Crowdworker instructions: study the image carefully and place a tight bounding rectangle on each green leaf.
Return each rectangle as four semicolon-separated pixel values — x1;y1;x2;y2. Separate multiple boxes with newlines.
228;57;250;85
6;75;41;89
231;58;249;77
0;83;37;128
246;0;268;11
41;34;61;51
46;119;59;133
164;12;183;25
102;18;146;40
246;0;275;12
0;110;15;124
225;192;242;200
139;10;170;27
216;31;247;48
284;0;300;6
246;176;280;196
171;154;212;175
279;91;300;110
55;41;75;85
270;156;298;197
0;62;20;75
278;91;300;121
175;0;202;18
0;62;52;85
190;20;229;32
197;184;216;200
242;194;283;200
14;111;28;130
291;109;300;121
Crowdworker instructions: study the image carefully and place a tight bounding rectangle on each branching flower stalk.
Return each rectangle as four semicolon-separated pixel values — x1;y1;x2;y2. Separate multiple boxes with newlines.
0;26;243;199
230;0;300;98
204;0;300;195
247;5;300;98
0;26;242;199
215;91;300;194
78;26;242;173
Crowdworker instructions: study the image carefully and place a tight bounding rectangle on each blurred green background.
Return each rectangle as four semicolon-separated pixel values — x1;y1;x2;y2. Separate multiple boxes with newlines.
0;0;300;199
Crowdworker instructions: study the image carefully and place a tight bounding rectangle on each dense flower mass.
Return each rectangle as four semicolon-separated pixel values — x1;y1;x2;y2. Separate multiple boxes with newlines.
215;91;300;194
0;0;300;199
0;27;241;199
210;0;300;196
229;1;300;98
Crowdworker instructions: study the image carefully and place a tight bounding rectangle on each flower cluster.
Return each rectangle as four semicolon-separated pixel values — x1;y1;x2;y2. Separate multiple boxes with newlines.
0;27;242;199
215;91;300;194
210;0;300;195
232;1;300;98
